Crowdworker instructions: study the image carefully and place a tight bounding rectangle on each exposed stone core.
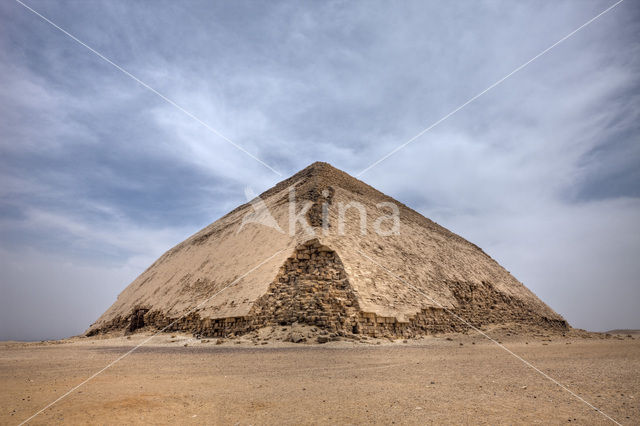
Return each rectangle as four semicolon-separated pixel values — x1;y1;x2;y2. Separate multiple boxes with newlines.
250;239;359;330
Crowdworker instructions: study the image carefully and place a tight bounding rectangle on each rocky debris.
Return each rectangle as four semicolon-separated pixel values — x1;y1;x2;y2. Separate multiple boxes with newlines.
126;308;148;334
288;332;306;343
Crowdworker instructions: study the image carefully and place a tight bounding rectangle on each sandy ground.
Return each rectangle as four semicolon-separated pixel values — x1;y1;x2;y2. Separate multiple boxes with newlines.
1;330;638;425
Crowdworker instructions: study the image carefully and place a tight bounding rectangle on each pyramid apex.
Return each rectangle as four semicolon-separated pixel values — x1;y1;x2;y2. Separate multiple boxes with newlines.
256;161;362;200
298;161;342;175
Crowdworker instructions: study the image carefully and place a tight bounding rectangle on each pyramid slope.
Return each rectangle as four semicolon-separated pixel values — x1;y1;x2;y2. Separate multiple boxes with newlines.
87;162;566;337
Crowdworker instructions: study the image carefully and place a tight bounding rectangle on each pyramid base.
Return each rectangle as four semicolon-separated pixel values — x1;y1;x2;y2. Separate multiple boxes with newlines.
87;240;567;338
87;302;567;339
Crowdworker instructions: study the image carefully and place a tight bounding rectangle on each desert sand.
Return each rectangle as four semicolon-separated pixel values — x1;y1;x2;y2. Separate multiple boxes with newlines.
2;328;638;425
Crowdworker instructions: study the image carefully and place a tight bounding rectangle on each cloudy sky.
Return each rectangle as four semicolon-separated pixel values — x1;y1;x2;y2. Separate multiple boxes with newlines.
1;0;638;340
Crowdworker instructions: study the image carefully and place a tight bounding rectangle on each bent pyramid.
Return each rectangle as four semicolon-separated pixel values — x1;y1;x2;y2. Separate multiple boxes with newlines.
87;162;567;338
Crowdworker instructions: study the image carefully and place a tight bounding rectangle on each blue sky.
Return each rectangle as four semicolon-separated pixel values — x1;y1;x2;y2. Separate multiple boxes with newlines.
1;0;638;340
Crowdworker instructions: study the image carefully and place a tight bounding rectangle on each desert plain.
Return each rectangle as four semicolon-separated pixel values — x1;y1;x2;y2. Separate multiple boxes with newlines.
1;327;638;425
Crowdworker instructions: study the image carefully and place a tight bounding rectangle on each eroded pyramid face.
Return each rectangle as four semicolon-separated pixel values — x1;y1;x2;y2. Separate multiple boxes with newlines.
87;162;567;338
